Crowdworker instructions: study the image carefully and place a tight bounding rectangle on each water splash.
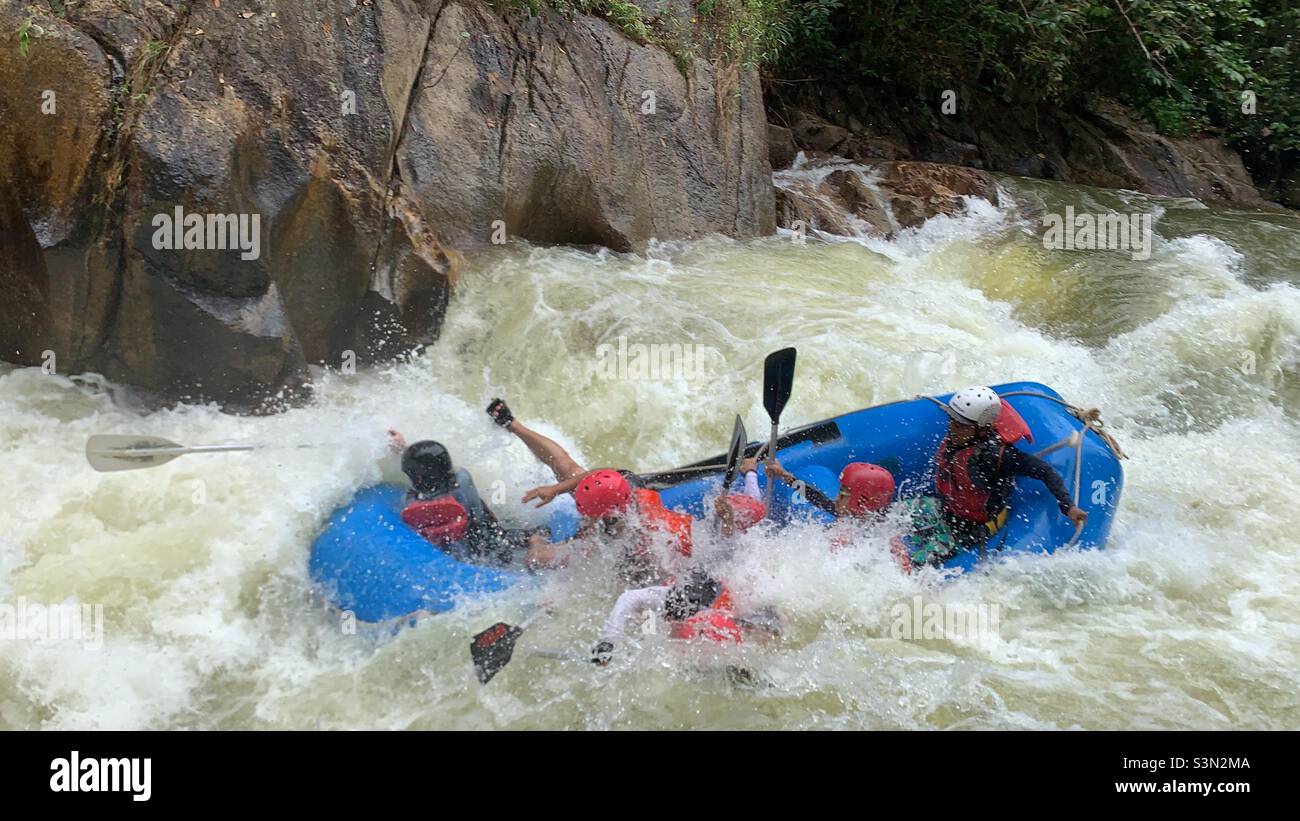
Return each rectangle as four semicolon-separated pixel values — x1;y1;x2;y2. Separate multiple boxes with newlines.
2;172;1299;729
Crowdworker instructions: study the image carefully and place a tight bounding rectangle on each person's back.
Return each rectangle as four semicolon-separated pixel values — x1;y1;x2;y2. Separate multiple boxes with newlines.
443;467;488;519
399;440;539;566
935;429;1020;523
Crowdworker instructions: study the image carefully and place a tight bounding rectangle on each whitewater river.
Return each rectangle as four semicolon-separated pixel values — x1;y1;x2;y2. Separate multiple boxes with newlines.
2;173;1298;729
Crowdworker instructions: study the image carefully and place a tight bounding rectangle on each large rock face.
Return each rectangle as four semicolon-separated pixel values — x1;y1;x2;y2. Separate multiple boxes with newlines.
401;3;773;250
770;87;1272;207
0;0;774;409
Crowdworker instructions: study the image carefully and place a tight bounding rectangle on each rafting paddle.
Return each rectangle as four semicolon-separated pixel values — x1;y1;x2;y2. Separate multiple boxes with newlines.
761;348;797;507
471;611;547;684
714;414;749;535
85;435;317;472
722;414;748;488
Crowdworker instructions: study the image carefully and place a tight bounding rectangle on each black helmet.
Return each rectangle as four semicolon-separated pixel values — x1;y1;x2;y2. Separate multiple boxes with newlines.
402;440;455;495
664;569;722;621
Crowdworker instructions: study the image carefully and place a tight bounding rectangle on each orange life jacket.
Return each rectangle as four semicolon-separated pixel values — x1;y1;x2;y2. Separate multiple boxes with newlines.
669;586;742;643
633;488;693;558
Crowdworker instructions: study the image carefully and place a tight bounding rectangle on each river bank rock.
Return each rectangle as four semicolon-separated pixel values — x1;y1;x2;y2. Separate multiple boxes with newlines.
770;88;1271;207
775;158;1000;237
0;0;774;409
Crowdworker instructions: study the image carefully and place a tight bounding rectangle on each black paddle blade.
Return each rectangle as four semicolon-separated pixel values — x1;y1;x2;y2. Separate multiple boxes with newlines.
471;622;525;684
722;414;747;487
763;348;797;422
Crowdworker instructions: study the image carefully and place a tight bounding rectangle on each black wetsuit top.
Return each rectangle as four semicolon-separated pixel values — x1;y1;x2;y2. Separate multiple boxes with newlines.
801;484;838;517
940;434;1075;518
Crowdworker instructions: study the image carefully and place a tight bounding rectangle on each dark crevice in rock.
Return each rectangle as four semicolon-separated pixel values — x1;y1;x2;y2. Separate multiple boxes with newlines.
729;70;745;235
55;4;196;369
88;6;197;368
371;0;443;276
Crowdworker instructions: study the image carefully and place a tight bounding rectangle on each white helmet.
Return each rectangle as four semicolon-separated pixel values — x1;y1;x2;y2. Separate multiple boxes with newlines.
946;386;1002;427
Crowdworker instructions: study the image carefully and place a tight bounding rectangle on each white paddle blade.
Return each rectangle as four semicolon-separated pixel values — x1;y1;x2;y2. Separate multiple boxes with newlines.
86;435;186;472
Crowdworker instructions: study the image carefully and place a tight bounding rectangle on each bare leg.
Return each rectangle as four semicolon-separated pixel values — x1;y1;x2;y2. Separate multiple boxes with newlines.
506;420;586;481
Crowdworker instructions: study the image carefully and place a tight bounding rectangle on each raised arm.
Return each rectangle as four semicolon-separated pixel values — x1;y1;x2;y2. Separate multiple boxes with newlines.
522;468;607;508
765;458;837;516
1002;447;1088;526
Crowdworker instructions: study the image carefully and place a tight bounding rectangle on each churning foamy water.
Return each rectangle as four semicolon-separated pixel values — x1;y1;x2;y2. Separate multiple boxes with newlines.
2;175;1298;729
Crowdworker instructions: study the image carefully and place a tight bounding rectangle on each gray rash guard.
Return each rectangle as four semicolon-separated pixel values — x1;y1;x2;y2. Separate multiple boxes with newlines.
406;469;536;565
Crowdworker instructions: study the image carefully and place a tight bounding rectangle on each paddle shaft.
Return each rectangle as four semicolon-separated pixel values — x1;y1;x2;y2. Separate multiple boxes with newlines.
149;443;317;455
137;444;262;456
87;434;324;472
762;420;779;506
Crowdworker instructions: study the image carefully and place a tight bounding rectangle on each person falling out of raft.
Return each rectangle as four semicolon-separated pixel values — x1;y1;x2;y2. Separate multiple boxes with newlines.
387;430;549;566
486;398;771;663
485;398;763;583
587;457;771;666
905;385;1087;564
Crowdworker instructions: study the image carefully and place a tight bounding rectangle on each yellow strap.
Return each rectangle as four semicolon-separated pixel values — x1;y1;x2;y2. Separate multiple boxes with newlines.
985;508;1009;535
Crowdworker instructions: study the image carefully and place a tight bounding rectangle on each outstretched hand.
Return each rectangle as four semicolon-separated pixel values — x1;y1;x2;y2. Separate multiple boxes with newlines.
523;483;561;508
387;429;407;454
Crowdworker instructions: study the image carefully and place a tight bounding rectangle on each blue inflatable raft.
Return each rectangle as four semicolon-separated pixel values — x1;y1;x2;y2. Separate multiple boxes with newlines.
651;381;1123;574
309;382;1123;620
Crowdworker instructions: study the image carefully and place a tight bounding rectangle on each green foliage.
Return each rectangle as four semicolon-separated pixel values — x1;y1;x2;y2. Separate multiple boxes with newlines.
1145;96;1201;138
501;0;652;41
140;40;171;66
492;1;1298;172
772;0;1299;173
500;0;791;71
699;0;794;70
18;18;33;58
595;0;655;41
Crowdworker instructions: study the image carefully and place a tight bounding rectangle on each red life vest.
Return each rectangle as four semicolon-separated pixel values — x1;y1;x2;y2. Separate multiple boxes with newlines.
669;586;742;644
401;496;469;545
934;436;1005;523
935;399;1033;523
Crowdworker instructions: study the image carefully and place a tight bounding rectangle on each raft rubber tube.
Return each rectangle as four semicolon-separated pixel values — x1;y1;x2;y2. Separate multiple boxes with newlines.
309;381;1123;619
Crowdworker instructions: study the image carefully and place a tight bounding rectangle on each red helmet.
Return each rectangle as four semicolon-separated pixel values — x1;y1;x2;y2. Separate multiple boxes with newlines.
726;494;767;531
838;462;895;515
574;469;632;519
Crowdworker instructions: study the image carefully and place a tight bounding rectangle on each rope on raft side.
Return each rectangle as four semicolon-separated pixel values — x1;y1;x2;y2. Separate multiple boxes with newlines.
997;390;1127;461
